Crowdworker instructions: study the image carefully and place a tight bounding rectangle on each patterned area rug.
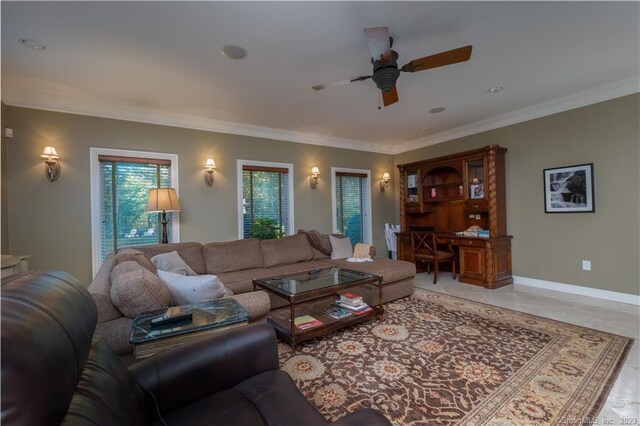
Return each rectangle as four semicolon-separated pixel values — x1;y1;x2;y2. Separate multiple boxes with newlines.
277;289;632;425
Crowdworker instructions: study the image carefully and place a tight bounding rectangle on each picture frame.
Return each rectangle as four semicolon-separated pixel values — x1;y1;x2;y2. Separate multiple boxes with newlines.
470;183;484;199
543;163;594;213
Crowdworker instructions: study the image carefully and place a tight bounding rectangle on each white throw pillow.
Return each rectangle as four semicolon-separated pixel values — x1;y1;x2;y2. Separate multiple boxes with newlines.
151;251;197;276
157;270;232;305
329;235;353;260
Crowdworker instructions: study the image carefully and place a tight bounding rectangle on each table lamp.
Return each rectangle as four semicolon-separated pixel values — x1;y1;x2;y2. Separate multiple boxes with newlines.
146;188;182;244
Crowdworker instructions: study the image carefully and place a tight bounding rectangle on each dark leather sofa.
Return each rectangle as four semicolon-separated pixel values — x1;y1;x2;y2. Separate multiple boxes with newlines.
1;271;391;425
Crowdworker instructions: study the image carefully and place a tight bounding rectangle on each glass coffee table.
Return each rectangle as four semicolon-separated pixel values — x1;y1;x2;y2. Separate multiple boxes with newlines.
130;298;249;358
253;266;383;353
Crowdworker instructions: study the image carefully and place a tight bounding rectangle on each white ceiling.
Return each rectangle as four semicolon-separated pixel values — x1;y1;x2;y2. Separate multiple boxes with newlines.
2;2;639;154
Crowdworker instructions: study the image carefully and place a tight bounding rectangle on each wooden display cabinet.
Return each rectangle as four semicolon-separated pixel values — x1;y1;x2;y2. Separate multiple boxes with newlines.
397;145;513;289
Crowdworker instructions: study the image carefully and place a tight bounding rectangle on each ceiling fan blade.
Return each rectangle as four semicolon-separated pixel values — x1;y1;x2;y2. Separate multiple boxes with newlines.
382;86;399;107
401;45;473;73
364;26;392;63
312;75;372;91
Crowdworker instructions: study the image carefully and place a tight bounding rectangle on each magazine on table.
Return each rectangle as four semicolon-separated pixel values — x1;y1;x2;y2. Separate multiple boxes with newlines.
323;306;353;319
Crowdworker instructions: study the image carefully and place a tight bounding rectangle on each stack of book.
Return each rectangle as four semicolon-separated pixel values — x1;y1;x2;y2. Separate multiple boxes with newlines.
294;315;322;330
336;293;373;315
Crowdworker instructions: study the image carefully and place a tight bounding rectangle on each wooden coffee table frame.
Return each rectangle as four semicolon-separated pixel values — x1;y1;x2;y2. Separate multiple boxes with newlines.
253;268;383;353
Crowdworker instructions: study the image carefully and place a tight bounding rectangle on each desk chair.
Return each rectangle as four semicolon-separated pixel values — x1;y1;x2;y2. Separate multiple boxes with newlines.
411;232;456;284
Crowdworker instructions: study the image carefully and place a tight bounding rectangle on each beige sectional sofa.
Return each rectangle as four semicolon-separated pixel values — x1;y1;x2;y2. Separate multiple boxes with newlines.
88;232;415;356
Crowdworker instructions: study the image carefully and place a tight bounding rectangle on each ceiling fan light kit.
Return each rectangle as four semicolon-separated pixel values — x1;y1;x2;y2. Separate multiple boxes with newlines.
312;26;473;108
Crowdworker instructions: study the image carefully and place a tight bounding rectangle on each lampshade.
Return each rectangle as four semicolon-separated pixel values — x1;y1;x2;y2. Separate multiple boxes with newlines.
311;167;320;175
206;158;216;169
40;146;59;159
382;172;391;181
146;188;182;212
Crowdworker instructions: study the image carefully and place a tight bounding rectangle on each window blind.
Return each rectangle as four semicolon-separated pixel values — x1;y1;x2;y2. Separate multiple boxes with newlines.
335;173;369;244
99;157;172;260
242;168;290;238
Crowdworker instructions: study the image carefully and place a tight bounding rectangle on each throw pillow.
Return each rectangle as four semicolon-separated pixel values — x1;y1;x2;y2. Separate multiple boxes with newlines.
299;229;332;255
110;261;173;318
329;234;353;260
353;243;372;259
157;270;232;305
114;248;157;273
151;251;197;276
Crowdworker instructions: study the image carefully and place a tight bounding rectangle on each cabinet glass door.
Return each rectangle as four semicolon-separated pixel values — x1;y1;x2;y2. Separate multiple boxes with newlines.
406;172;418;202
467;159;485;200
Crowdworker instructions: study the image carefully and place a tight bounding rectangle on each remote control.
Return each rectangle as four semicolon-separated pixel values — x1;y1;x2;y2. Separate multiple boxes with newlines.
308;269;321;274
150;312;193;328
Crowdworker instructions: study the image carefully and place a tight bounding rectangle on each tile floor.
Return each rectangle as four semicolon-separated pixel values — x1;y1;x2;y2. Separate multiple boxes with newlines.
413;272;640;422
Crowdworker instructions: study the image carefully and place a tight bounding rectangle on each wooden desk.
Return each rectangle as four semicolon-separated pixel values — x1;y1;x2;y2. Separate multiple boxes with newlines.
396;233;512;289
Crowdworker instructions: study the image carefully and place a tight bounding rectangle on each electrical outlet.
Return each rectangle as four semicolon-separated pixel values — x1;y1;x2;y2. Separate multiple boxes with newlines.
582;260;591;271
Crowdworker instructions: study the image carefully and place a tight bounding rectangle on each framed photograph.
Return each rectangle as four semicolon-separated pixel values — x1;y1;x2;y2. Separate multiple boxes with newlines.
470;183;484;199
543;163;594;213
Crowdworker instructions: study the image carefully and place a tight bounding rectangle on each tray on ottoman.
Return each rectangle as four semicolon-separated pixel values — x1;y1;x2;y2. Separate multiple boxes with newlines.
130;298;249;358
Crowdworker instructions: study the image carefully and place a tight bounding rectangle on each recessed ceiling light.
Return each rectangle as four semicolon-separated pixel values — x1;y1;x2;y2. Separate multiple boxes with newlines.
487;86;504;94
429;107;446;114
18;38;46;51
221;45;247;60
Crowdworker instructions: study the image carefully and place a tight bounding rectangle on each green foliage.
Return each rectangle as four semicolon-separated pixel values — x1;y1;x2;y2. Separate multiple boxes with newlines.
249;218;284;240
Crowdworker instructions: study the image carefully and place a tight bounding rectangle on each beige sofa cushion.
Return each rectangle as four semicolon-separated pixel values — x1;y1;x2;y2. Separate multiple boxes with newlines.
260;234;314;268
231;291;271;321
216;268;280;294
114;248;157;273
324;258;416;284
203;239;264;273
267;261;332;276
110;261;173;318
312;247;330;260
133;243;206;275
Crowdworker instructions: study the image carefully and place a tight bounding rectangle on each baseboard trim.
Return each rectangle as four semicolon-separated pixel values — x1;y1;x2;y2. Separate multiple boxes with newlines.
513;276;640;306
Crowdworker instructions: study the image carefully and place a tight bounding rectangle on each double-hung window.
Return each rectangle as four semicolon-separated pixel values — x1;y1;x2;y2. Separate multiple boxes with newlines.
90;148;179;275
237;160;293;239
332;168;372;244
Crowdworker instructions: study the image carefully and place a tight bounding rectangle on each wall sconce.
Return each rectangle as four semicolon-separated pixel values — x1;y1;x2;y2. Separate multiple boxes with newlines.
310;166;320;189
379;172;390;191
40;146;60;182
204;158;216;186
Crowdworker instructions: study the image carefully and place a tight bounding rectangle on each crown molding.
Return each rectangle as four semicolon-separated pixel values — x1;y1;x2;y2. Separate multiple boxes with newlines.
3;76;637;156
1;86;395;155
390;77;640;154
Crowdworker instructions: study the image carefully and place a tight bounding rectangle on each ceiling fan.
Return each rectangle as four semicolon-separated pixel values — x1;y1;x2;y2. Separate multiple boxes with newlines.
312;27;472;107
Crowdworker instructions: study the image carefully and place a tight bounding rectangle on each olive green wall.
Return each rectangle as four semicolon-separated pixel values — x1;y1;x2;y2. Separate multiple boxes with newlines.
1;103;8;252
394;94;640;296
3;106;395;285
5;95;639;295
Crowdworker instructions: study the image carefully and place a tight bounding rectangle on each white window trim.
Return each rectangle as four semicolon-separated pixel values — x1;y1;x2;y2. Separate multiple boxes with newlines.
237;159;294;240
331;167;373;244
90;147;180;277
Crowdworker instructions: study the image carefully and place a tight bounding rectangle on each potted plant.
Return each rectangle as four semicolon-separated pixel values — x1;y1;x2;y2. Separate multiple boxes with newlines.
249;218;284;240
